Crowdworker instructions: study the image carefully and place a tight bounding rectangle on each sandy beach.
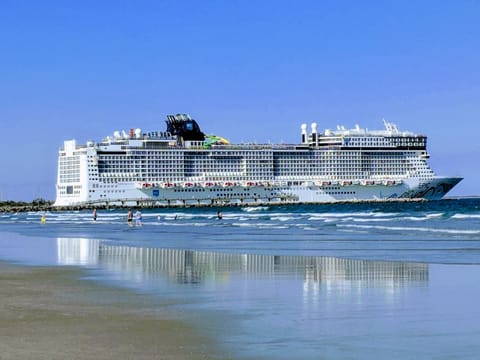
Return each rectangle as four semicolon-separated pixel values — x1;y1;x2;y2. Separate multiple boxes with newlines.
0;261;221;360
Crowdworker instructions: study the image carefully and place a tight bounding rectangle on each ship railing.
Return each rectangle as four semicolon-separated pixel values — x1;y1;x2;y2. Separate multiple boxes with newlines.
209;144;300;151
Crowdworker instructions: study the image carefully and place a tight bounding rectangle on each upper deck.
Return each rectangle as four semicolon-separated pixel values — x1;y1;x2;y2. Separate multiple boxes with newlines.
60;115;428;154
301;119;427;150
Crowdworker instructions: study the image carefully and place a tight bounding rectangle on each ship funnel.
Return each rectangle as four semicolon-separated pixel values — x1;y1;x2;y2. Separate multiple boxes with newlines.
135;128;141;139
301;123;307;144
311;122;318;146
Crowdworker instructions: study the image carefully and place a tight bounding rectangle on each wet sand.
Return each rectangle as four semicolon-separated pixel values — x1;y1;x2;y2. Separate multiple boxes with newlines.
0;261;221;360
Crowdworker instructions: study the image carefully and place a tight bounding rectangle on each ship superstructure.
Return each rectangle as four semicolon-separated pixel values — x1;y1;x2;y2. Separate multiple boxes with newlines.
54;114;462;207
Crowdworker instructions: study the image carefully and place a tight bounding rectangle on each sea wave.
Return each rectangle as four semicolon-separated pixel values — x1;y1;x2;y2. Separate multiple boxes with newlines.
231;222;288;229
337;224;480;235
451;214;480;219
242;206;270;212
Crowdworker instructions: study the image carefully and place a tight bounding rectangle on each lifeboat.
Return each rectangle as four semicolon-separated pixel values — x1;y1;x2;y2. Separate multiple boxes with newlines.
183;182;195;188
223;182;235;187
246;181;257;187
204;182;215;187
341;180;352;186
162;182;175;188
321;181;331;186
362;180;375;186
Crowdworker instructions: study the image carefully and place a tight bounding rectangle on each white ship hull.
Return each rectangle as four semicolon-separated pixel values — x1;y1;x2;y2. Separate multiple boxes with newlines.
54;176;462;207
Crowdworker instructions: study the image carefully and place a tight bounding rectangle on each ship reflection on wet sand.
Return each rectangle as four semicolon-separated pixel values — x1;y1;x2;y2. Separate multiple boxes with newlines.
57;237;428;291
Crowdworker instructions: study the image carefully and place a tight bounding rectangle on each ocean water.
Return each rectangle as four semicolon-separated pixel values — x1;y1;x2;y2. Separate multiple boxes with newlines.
1;198;480;359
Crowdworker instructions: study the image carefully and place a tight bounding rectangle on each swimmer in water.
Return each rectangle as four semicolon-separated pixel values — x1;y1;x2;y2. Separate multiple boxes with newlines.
127;209;133;226
135;209;142;226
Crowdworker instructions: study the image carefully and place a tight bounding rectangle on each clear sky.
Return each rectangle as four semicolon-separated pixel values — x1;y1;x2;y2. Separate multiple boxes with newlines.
1;0;479;201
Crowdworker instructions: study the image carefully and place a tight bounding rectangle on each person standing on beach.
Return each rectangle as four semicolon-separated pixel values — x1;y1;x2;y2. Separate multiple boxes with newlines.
135;209;142;226
127;209;133;226
93;208;97;222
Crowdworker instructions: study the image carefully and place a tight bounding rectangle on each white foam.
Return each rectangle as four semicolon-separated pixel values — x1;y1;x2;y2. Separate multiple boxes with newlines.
300;226;317;231
402;216;437;221
338;224;480;235
231;222;288;229
351;217;394;223
452;214;480;219
426;213;444;218
242;206;269;212
270;216;295;222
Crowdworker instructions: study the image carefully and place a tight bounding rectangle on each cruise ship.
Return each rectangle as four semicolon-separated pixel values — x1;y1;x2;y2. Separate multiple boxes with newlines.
54;114;462;207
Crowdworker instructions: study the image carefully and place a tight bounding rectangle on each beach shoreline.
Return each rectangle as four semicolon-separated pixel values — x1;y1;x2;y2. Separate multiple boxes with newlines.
0;261;222;360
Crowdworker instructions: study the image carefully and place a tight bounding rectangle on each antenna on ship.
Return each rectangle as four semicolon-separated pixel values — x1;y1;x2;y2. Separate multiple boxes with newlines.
383;118;390;132
383;118;400;134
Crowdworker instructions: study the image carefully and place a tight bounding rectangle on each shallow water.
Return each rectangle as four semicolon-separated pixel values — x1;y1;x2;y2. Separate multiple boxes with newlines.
1;198;480;359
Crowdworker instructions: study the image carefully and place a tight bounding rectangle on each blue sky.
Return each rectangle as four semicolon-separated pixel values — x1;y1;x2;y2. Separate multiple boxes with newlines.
1;0;479;201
